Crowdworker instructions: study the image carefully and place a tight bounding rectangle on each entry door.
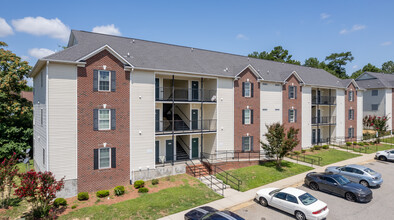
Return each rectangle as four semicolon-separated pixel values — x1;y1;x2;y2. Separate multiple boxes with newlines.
192;138;199;158
166;140;174;161
155;78;159;100
317;129;321;143
155;109;160;132
155;141;160;163
192;81;199;101
191;109;199;130
312;129;316;144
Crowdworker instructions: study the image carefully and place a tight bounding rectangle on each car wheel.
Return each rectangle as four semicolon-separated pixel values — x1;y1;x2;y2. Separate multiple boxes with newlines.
259;197;268;207
295;211;306;220
345;192;356;202
379;156;387;161
360;180;369;187
309;182;319;191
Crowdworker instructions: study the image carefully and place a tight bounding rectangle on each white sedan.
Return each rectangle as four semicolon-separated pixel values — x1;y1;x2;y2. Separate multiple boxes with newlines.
255;187;329;220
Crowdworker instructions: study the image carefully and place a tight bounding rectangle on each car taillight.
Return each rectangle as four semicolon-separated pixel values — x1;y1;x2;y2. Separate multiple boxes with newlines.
313;206;327;215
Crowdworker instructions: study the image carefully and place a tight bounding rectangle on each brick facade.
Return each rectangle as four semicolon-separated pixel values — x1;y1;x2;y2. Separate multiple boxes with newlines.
282;74;302;150
77;50;130;193
234;69;260;152
345;83;357;141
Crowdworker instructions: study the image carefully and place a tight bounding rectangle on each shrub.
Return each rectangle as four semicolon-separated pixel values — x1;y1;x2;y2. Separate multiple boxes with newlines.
301;149;306;153
71;205;77;209
322;145;329;149
293;151;301;155
353;142;357;145
152;179;159;185
346;142;352;146
77;192;89;201
134;180;145;189
138;187;149;193
96;190;110;198
114;186;125;196
53;198;67;208
358;143;364;146
314;145;322;150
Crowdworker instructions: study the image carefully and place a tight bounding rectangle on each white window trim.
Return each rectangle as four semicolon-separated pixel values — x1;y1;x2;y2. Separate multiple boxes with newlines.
98;70;111;92
244;109;251;124
372;90;378;96
98;147;111;169
98;109;111;130
244;82;251;97
289;109;295;123
242;136;251;151
349;91;354;101
40;108;43;126
289;86;295;99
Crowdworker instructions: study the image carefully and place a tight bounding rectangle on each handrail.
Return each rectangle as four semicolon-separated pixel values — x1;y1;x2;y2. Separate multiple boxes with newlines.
214;165;242;191
175;105;190;121
287;152;319;167
177;136;190;152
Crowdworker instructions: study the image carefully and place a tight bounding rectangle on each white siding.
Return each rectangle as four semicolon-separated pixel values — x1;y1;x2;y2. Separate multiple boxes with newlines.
363;89;386;117
302;86;311;148
336;89;345;139
33;67;47;172
217;78;234;151
357;91;364;139
48;63;77;180
260;82;282;143
385;89;392;130
131;70;155;171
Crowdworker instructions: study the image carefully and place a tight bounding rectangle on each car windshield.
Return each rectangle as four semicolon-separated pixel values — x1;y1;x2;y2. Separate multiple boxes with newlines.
364;168;377;175
269;188;283;196
332;175;351;185
298;193;317;206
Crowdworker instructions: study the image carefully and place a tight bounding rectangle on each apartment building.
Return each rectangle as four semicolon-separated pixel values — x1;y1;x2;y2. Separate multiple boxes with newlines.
355;72;393;130
30;30;363;197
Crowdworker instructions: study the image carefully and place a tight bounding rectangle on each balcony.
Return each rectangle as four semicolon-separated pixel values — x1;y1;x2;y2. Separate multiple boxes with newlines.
312;96;336;105
311;116;336;125
156;87;217;102
312;137;330;145
155;119;217;135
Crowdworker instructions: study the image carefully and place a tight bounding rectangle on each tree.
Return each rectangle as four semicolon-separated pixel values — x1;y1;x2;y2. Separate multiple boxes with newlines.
0;41;33;159
14;171;64;218
325;52;354;79
260;123;299;168
363;115;389;143
304;57;320;68
350;63;382;79
248;46;301;65
382;61;394;73
0;153;19;208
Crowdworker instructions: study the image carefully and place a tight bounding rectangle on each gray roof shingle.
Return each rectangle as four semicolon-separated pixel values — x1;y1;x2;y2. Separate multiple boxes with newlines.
355;72;394;89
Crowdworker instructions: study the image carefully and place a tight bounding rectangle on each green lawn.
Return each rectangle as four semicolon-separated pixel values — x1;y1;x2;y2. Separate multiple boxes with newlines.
381;136;394;143
60;178;222;220
341;144;394;154
216;161;313;192
307;149;361;166
16;159;34;173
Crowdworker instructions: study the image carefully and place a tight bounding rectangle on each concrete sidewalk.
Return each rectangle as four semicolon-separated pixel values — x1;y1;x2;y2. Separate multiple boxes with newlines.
158;152;375;220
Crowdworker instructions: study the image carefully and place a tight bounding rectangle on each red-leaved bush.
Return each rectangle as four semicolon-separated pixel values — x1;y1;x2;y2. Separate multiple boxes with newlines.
14;171;64;218
0;153;19;208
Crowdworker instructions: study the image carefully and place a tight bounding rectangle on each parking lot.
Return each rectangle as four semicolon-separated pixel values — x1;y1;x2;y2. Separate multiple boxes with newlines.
233;160;394;220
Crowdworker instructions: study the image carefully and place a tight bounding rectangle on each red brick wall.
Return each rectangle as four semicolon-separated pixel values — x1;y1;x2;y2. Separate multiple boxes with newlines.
282;75;302;150
345;83;357;141
234;69;260;152
77;50;130;193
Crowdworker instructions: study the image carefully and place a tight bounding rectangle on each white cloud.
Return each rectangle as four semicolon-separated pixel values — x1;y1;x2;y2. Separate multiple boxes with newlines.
236;33;248;40
12;16;70;42
339;24;366;35
0;18;13;37
320;13;330;20
28;48;55;59
381;41;392;46
20;55;30;61
92;24;121;36
352;65;358;69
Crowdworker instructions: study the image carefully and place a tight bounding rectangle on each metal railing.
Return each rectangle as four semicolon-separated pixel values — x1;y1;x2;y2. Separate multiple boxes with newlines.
214;165;242;191
312;137;330;145
311;116;336;125
156;87;217;102
312;96;336;105
202;150;264;164
329;134;394;154
287;152;322;167
155;119;217;134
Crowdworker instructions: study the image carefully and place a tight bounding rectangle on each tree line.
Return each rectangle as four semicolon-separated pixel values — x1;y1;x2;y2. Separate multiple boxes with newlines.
248;46;394;79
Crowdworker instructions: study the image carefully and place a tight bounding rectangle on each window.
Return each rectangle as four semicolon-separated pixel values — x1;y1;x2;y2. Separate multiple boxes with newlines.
98;70;110;91
99;109;111;130
348;127;354;138
371;104;378;111
286;194;298;204
242;136;253;151
244;82;251;97
262;108;268;111
274;192;287;200
99;148;111;169
40;108;43;126
353;168;364;175
372;90;378;96
289;109;297;123
262;83;268;85
348;91;354;101
242;109;253;124
324;177;337;184
289;86;296;99
275;108;280;111
348;109;354;120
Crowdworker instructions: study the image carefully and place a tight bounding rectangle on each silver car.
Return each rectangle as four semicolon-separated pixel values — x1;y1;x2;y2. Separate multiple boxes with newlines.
325;164;383;187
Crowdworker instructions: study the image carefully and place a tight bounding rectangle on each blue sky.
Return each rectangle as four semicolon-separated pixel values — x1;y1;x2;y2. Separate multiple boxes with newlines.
1;0;393;85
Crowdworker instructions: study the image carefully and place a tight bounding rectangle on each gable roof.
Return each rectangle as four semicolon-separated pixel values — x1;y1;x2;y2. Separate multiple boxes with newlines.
36;30;348;88
355;72;394;89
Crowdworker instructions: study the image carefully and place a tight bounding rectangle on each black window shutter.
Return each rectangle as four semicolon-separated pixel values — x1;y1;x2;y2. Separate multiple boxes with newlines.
111;71;116;92
288;109;291;122
348;110;351;120
348;128;351;138
111;148;116;168
250;137;254;151
295;86;297;99
242;137;246;151
111;109;116;130
295;109;297;122
93;109;98;131
288;86;291;98
242;82;245;97
242;110;245;124
93;70;98;92
251;109;254;124
93;149;98;170
251;83;254;97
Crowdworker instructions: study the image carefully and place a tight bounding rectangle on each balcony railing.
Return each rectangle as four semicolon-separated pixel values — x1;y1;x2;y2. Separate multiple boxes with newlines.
312;137;330;145
311;116;336;125
156;87;217;102
155;119;217;134
312;96;336;105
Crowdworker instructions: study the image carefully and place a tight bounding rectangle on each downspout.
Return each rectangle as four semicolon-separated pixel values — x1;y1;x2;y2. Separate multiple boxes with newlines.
46;61;49;171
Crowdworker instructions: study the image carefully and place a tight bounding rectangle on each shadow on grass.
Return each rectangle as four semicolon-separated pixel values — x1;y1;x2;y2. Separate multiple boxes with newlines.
258;160;292;172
